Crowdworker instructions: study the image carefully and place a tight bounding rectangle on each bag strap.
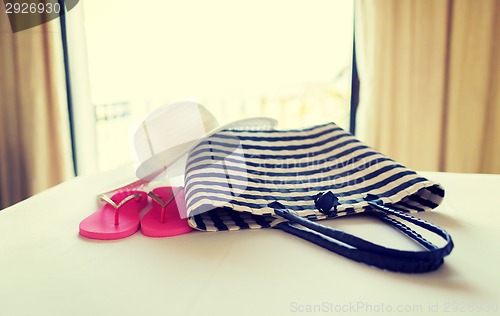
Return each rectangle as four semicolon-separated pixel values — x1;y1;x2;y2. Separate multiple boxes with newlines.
269;194;454;273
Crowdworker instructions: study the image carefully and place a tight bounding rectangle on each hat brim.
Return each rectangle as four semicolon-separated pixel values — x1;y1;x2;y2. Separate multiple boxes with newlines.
135;117;278;181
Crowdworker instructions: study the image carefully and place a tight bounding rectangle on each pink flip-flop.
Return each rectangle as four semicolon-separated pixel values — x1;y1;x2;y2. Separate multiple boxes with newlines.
79;190;148;240
141;186;193;237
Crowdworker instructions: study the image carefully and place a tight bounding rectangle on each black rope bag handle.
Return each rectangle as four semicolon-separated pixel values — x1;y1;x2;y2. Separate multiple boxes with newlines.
269;193;454;273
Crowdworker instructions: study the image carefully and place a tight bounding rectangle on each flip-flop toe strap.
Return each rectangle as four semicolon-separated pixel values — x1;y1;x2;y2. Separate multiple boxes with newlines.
148;187;182;223
100;193;143;225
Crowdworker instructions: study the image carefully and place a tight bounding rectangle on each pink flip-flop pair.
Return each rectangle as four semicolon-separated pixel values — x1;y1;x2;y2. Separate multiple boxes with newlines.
79;186;193;240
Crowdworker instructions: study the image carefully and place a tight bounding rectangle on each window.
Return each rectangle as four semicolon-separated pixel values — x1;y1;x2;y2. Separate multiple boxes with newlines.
77;0;354;172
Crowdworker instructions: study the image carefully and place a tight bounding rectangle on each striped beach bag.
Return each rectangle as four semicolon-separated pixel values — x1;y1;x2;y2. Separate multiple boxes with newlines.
183;122;454;273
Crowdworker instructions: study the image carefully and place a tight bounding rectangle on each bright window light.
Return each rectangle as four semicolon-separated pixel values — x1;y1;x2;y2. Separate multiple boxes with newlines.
81;0;354;171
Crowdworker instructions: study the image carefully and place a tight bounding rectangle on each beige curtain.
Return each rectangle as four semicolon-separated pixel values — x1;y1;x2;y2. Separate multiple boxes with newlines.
0;13;74;209
355;0;500;173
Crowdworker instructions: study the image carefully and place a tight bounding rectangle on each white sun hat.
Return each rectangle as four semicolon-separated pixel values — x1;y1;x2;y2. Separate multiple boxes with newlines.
132;101;277;183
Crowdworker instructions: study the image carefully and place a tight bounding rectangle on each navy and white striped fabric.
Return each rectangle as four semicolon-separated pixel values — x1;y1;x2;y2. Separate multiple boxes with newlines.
184;122;445;232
